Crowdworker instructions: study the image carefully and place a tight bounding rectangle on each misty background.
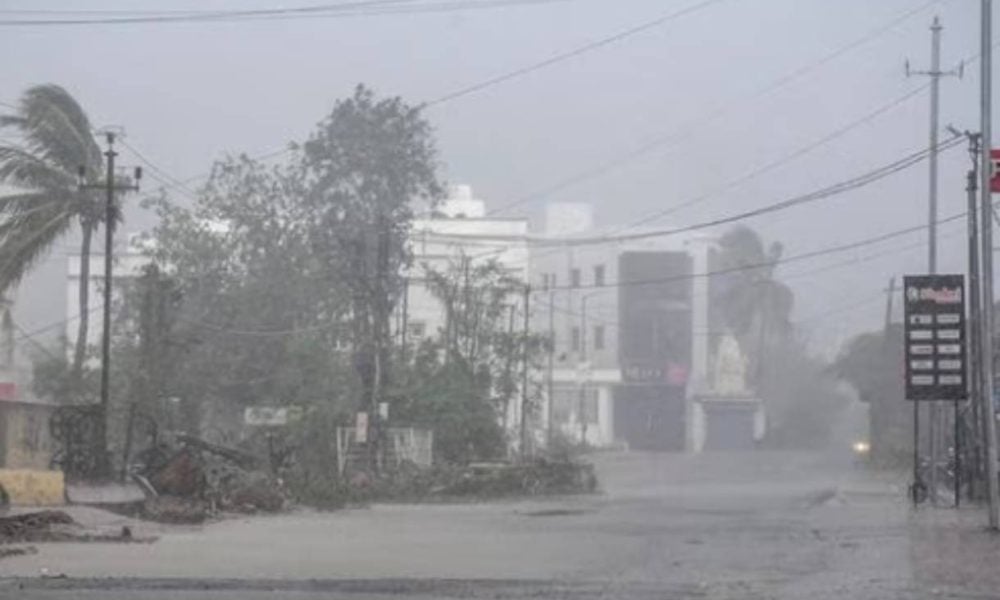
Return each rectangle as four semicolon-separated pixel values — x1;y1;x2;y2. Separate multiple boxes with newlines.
0;0;987;355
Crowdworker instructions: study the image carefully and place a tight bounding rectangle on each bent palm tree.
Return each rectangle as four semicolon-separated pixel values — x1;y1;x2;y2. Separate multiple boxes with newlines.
714;225;794;384
0;84;104;378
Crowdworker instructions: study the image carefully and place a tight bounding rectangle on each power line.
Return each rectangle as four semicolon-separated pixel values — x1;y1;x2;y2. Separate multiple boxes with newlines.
175;315;345;337
544;208;972;292
98;2;726;192
13;303;104;345
119;139;201;201
537;225;952;332
618;85;934;231
484;0;943;216
91;0;940;205
27;208;970;341
0;0;570;26
511;80;931;256
10;317;61;360
424;0;728;106
420;134;964;247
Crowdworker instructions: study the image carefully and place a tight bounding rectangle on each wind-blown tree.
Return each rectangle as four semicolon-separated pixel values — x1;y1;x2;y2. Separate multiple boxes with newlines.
302;85;442;458
147;155;353;436
713;225;794;384
0;85;104;377
396;257;548;462
709;225;850;447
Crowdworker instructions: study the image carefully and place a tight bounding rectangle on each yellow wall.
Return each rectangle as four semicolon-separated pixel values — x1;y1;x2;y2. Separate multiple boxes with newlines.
0;469;65;505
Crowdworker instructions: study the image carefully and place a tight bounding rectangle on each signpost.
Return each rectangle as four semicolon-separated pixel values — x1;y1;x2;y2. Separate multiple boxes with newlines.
903;275;967;402
903;274;967;504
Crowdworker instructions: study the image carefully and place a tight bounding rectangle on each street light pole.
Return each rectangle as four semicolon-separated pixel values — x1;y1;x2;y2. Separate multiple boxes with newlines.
578;290;604;446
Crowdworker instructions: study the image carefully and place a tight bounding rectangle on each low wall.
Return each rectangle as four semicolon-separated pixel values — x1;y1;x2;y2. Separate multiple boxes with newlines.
0;468;65;505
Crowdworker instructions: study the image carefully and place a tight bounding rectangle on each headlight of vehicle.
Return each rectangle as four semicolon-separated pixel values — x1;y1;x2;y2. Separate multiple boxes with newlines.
852;441;870;455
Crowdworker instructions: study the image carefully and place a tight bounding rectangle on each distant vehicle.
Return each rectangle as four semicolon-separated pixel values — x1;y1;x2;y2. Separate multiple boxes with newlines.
852;439;871;465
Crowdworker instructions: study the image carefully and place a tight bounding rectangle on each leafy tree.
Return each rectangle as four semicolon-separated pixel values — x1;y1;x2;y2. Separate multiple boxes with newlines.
0;85;105;377
146;155;354;437
301;85;442;455
396;257;548;462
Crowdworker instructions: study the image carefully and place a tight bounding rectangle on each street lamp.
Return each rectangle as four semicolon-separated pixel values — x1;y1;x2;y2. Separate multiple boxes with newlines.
578;290;605;446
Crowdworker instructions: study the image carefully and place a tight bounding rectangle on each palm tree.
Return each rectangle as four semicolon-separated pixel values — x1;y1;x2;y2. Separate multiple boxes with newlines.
713;225;794;382
0;84;104;378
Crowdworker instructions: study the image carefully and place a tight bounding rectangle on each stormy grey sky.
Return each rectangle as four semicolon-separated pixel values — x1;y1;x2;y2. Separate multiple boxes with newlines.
0;0;990;354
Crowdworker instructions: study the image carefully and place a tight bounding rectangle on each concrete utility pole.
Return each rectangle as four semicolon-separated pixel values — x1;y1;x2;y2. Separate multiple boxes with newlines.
79;131;141;478
945;127;987;504
978;0;1000;530
906;15;963;502
961;131;984;504
967;154;983;500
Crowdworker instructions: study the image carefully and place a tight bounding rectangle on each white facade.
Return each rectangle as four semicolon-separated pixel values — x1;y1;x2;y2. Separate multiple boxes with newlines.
532;203;715;450
65;237;152;361
405;185;531;440
405;185;529;341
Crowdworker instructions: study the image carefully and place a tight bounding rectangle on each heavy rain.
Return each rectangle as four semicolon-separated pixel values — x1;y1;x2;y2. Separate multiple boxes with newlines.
0;1;998;599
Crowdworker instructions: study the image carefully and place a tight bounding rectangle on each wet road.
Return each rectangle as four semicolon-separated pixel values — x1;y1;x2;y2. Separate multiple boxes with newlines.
4;450;1000;599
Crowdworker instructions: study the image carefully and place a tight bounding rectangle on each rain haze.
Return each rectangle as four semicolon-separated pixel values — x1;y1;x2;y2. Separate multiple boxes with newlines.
0;1;999;598
0;0;984;347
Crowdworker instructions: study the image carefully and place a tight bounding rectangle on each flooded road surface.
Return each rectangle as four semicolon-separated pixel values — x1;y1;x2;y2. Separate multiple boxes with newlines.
4;450;1000;599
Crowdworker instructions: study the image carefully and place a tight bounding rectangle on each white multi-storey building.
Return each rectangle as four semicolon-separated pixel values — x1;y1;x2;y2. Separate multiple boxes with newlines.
532;203;719;451
404;185;530;438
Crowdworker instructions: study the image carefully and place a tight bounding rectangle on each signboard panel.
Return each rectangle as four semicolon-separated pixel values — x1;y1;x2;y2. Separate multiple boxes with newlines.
244;407;288;426
903;274;967;401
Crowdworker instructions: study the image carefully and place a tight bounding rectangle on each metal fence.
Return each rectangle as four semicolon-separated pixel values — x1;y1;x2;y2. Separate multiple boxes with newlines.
335;427;433;476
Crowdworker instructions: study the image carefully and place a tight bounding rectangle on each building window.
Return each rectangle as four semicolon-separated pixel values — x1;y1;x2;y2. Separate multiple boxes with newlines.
594;325;605;351
570;268;581;288
593;264;605;287
571;326;580;352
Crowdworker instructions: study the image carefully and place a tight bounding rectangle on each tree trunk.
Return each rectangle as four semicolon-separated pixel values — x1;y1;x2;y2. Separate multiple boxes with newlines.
73;223;93;379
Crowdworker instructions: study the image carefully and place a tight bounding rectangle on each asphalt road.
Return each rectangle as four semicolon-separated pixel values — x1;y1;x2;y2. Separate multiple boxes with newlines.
3;450;1000;599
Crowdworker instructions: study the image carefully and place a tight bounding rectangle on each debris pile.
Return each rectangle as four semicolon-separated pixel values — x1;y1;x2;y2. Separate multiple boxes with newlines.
433;457;598;498
133;434;288;522
0;511;74;542
373;456;598;501
0;510;144;550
